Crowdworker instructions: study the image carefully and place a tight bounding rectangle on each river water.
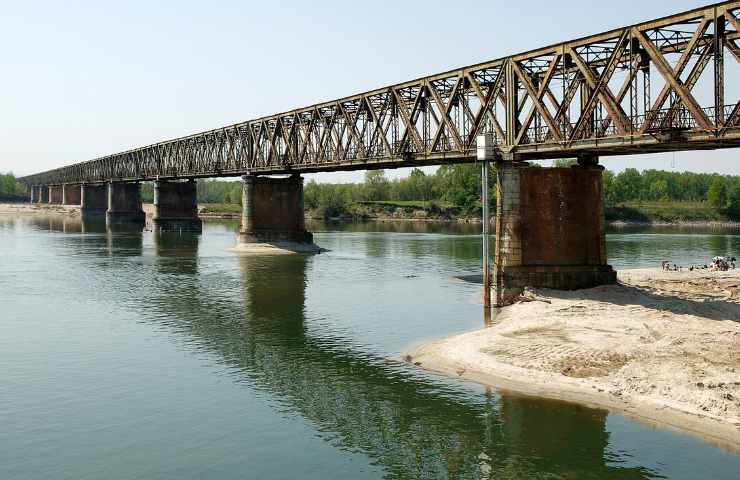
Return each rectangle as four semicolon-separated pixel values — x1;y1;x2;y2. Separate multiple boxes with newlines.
1;214;739;479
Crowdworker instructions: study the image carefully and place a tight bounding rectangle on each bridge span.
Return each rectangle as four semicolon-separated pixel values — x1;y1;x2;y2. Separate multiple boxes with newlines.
18;1;740;305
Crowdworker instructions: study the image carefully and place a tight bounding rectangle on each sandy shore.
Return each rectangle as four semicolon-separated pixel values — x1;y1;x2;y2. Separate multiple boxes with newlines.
409;268;740;449
230;242;324;255
0;203;80;216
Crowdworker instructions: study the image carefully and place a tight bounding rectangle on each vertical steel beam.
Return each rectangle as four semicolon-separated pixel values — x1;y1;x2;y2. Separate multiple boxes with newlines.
715;6;726;127
505;60;518;148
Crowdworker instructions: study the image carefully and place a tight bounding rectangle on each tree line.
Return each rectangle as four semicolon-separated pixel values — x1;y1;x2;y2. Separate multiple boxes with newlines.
603;167;740;209
301;164;740;218
0;173;25;200
7;164;740;217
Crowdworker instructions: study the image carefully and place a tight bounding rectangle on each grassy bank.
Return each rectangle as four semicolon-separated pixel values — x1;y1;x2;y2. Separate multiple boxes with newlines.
199;203;241;217
198;200;475;222
605;201;732;224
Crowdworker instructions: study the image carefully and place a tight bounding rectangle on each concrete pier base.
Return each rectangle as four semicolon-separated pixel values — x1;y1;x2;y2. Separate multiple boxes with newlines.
81;184;108;216
63;184;81;206
152;180;202;232
106;182;145;225
236;174;320;254
493;160;616;306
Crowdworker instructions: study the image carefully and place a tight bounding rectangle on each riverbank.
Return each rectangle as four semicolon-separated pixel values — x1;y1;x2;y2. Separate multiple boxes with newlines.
5;203;740;229
210;200;740;227
408;268;740;449
0;203;80;216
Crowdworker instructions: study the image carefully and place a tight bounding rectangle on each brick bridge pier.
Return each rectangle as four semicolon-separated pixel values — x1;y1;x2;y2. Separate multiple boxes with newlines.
237;174;319;253
492;156;616;305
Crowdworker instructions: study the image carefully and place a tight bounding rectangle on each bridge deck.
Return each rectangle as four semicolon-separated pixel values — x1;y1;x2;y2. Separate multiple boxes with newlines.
20;1;740;186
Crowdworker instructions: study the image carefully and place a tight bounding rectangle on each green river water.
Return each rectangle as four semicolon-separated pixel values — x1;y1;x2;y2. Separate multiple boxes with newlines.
1;214;739;479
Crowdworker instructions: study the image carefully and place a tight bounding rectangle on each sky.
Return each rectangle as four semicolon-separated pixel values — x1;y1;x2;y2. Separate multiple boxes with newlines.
0;0;737;182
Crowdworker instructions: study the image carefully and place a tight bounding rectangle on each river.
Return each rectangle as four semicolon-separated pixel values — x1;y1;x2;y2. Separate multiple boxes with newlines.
1;214;739;479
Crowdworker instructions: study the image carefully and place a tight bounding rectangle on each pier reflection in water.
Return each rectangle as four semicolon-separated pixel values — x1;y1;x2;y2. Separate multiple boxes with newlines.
2;216;739;479
145;248;649;478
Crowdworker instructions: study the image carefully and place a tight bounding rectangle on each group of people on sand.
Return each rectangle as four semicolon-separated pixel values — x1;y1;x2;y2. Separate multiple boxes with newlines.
662;257;737;272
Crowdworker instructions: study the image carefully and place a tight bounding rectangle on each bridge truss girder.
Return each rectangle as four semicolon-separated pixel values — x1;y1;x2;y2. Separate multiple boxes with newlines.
20;1;740;186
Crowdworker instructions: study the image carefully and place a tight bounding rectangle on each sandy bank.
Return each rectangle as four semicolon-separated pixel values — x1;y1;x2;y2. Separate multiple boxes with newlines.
0;203;80;216
409;268;740;449
230;242;324;255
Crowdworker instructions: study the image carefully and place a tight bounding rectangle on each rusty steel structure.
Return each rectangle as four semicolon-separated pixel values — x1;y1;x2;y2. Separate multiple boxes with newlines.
19;1;740;186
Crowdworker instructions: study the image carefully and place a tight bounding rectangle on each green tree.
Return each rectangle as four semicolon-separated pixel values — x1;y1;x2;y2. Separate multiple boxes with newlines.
648;179;669;201
552;158;577;168
363;170;389;201
707;177;727;210
0;173;16;196
615;168;642;202
727;184;740;218
602;170;618;206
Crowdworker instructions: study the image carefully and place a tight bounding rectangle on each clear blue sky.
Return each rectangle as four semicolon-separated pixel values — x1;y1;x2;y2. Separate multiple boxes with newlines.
0;0;736;182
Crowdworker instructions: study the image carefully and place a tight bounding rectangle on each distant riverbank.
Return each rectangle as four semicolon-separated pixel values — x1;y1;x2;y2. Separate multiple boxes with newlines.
408;268;740;450
4;202;740;229
203;201;740;227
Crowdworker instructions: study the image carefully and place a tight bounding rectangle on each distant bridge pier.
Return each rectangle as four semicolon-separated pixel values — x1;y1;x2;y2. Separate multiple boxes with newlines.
152;179;202;232
39;185;49;203
106;182;145;225
49;185;63;204
493;155;616;306
81;184;108;216
237;174;319;253
62;184;81;206
29;186;38;203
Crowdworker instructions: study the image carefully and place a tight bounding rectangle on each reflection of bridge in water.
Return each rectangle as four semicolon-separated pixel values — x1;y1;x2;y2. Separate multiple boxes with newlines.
30;223;648;479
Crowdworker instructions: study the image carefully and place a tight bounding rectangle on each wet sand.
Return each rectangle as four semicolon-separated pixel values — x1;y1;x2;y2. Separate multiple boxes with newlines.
408;269;740;450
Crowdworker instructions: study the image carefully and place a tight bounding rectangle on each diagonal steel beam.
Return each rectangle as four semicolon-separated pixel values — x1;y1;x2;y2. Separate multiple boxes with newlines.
633;27;713;130
510;61;563;143
566;31;631;139
641;17;711;133
427;76;464;151
514;55;561;145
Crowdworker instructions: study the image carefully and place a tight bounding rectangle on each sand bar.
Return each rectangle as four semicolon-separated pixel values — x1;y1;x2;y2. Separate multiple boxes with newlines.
409;268;740;450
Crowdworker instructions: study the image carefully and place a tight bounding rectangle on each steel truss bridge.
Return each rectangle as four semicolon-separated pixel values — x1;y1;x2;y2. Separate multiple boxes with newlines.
19;1;740;186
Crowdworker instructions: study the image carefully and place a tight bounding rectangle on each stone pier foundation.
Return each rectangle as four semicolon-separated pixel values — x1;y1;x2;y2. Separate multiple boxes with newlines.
81;184;108;216
237;174;319;253
152;179;202;232
493;160;616;306
63;184;81;205
106;182;145;224
49;185;63;204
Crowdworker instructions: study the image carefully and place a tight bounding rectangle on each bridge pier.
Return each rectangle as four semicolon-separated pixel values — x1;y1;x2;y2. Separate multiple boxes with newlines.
106;182;145;225
39;185;49;203
152;179;202;232
493;157;616;306
237;174;319;253
81;184;108;216
49;185;63;204
30;186;38;203
63;184;81;206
